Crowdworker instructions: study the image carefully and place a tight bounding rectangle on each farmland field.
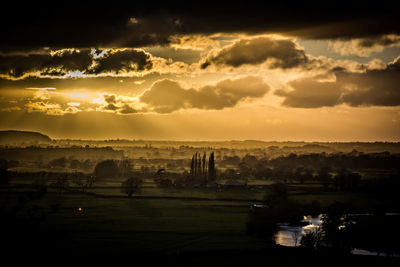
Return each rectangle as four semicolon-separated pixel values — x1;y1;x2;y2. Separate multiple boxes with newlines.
2;177;398;256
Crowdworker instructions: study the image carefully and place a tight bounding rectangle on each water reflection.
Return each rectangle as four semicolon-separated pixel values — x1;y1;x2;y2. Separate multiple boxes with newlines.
275;214;400;257
275;215;322;247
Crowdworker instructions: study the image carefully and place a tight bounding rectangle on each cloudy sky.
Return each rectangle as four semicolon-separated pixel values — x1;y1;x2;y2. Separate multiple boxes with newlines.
1;3;399;141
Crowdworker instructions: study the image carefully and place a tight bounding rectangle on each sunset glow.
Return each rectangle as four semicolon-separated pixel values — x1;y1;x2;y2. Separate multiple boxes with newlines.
0;3;399;141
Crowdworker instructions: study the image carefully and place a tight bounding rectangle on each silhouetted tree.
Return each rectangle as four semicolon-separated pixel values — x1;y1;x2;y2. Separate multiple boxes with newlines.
189;152;211;181
263;183;288;207
303;168;314;182
119;159;133;177
317;166;332;190
292;228;302;247
140;165;151;176
193;152;198;176
197;152;202;176
208;152;216;181
94;160;119;179
334;168;348;191
72;173;95;193
347;172;361;191
202;152;207;176
294;167;305;183
321;202;352;250
248;185;302;237
121;177;143;198
300;228;323;249
238;161;251;178
190;154;195;176
334;168;361;191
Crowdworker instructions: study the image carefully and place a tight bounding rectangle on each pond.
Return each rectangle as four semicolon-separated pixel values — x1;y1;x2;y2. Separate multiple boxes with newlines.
274;213;400;257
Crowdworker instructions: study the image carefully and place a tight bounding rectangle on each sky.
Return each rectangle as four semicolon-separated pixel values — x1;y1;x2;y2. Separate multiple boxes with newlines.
0;2;400;141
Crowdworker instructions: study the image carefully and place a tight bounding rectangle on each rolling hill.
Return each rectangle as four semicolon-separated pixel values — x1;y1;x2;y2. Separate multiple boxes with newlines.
0;130;52;145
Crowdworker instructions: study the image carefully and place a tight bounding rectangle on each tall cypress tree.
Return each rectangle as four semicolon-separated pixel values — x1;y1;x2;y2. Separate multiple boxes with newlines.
208;152;216;181
202;153;206;176
195;153;197;176
197;153;202;176
190;154;195;176
205;158;208;176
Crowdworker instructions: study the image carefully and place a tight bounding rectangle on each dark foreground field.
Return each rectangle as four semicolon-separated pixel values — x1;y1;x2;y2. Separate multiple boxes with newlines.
2;183;400;266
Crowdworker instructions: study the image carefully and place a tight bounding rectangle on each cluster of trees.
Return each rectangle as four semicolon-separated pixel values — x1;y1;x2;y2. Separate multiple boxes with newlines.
93;159;133;180
332;168;362;191
45;172;96;194
220;152;399;180
218;165;363;191
215;152;400;192
153;152;218;189
269;152;400;172
48;157;94;170
190;152;216;181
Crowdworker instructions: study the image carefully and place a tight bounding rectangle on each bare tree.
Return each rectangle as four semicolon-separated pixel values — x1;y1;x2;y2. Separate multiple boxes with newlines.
291;228;302;247
72;173;95;193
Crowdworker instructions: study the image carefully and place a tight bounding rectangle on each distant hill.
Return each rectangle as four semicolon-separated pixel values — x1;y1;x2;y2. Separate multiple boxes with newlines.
0;130;52;145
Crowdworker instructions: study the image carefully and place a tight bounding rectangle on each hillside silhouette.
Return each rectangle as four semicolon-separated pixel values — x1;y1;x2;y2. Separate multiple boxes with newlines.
0;130;52;145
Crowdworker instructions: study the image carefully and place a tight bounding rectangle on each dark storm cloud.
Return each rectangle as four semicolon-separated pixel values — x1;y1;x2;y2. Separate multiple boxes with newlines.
0;49;91;78
339;58;400;106
86;49;153;74
0;48;153;79
331;34;400;57
140;76;269;113
357;35;400;48
276;57;400;108
201;37;309;69
1;2;399;51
